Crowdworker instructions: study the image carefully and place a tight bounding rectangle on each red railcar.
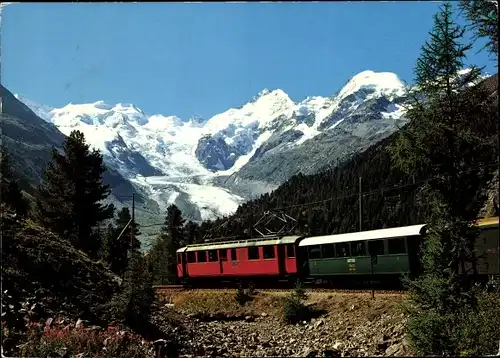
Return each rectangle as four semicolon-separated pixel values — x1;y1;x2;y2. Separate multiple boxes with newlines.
176;236;303;284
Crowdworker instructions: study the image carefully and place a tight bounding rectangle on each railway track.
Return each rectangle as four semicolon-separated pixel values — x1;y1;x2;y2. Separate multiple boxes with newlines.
153;285;407;296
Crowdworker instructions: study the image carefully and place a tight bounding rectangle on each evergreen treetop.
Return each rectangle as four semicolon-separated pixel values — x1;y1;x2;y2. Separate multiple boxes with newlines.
460;0;498;58
1;146;29;218
104;207;142;277
149;204;186;285
35;130;115;257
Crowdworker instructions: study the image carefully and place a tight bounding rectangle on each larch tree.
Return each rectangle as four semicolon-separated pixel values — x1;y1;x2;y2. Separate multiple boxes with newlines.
0;147;29;218
389;2;498;355
150;204;186;284
459;0;498;58
110;250;156;331
99;223;116;264
184;220;200;245
35;130;115;258
106;207;142;277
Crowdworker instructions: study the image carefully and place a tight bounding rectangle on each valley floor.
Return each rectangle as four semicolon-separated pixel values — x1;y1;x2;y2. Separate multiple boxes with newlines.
153;290;411;357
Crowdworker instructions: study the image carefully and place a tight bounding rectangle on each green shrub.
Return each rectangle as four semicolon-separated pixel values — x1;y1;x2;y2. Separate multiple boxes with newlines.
282;281;312;324
456;292;500;356
406;289;500;356
294;280;307;300
283;293;310;324
234;282;255;306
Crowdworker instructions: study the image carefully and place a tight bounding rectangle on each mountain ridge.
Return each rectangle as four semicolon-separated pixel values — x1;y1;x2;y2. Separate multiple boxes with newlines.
11;69;409;224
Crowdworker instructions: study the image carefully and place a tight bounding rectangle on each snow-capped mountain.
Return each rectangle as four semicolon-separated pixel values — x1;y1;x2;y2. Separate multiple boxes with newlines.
14;70;409;222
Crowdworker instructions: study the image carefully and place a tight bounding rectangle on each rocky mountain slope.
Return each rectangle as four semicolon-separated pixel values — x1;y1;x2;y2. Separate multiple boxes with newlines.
13;70;410;224
1;85;162;247
1;85;138;199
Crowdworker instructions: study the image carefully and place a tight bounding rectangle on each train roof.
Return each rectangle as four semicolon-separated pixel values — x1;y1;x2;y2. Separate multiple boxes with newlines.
175;217;498;253
475;216;499;228
176;235;303;253
299;224;427;247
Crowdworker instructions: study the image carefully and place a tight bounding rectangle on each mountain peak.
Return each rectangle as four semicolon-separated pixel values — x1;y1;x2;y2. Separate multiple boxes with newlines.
92;100;114;111
250;88;290;103
188;115;206;126
338;70;405;101
258;88;271;97
114;102;145;115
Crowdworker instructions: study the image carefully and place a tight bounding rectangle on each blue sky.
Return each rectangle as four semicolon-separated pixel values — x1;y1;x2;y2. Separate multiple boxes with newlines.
2;2;496;120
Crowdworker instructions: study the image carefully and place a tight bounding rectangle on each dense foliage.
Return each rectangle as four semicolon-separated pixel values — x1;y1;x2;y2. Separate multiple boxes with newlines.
149;204;186;284
0;147;30;218
103;207;142;277
104;252;157;332
34;130;115;259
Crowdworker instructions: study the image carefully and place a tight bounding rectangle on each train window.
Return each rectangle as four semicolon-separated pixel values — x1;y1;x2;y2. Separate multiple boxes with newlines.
263;245;275;259
321;244;335;259
208;250;218;262
220;249;228;261
248;246;260;260
231;248;237;261
351;242;367;256
335;243;350;257
286;244;295;258
187;251;196;263
368;240;385;256
388;238;406;254
308;245;322;260
197;251;207;263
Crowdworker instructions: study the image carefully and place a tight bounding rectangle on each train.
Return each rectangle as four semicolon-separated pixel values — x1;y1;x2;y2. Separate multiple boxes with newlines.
175;217;499;289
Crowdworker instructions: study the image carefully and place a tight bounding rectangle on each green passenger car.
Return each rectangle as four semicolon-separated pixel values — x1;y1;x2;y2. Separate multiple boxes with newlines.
298;217;499;286
298;224;427;284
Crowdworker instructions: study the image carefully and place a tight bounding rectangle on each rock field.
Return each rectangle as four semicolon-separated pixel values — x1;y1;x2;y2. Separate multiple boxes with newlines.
151;290;412;357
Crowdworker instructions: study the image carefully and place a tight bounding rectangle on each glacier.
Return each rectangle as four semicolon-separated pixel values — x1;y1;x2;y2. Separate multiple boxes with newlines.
14;69;408;222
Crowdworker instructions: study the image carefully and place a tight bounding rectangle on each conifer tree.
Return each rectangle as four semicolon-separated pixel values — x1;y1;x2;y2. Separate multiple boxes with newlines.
35;130;115;257
150;204;185;284
99;223;115;263
460;0;498;58
0;147;29;218
107;207;142;277
389;2;498;355
184;220;200;245
107;251;156;330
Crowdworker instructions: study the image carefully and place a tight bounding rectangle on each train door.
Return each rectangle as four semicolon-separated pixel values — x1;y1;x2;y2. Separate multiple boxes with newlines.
277;245;286;276
181;252;188;280
219;249;228;275
368;239;384;274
